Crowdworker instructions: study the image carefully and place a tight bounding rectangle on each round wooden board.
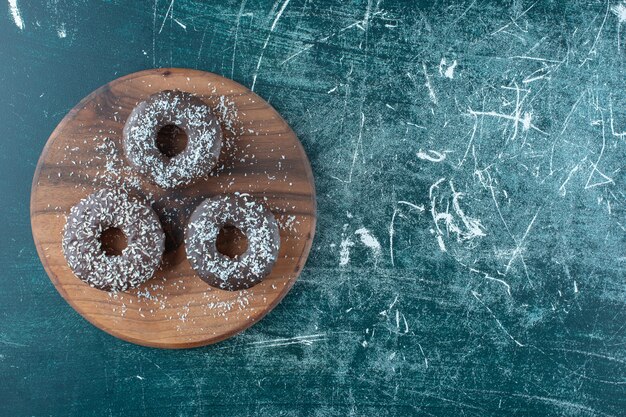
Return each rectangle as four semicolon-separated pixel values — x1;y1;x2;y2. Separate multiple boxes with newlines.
30;68;316;349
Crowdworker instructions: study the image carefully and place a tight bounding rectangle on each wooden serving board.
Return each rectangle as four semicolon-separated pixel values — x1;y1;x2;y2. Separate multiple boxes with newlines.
30;68;316;348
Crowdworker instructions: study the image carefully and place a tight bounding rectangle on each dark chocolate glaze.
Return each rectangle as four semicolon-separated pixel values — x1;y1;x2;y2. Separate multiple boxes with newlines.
62;189;165;292
185;193;280;291
123;90;223;188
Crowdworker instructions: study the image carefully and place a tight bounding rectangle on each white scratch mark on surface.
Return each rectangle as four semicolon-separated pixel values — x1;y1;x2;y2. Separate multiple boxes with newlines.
362;0;373;27
550;91;586;175
389;201;425;267
8;0;24;30
484;277;512;297
136;375;145;380
554;348;626;365
388;295;399;311
281;44;314;64
609;101;626;138
505;208;541;274
0;336;27;347
454;258;512;296
57;24;66;38
422;63;438;105
231;0;249;79
158;0;175;34
613;1;626;49
450;181;486;239
152;0;158;67
467;109;544;135
251;0;291;91
246;333;326;348
355;227;382;266
430;180;448;252
173;18;186;30
354;227;380;253
469;82;548;142
478;170;534;287
355;228;381;253
332;112;365;183
404;121;427;129
559;165;579;196
613;1;626;21
417;149;446;162
468;390;615;417
429;179;486;252
418;343;428;368
585;117;614;189
394;310;409;333
472;268;512;296
510;55;560;63
389;208;400;267
451;0;477;25
580;0;610;66
522;68;550;84
401;312;409;333
196;20;211;62
444;61;457;79
490;1;537;35
472;291;524;347
438;58;458;79
339;224;354;267
270;0;291;31
458;113;478;168
146;359;178;384
398;201;425;212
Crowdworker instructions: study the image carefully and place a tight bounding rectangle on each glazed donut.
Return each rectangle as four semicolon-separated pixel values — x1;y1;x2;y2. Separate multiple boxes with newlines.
62;189;165;292
123;90;222;188
185;193;280;291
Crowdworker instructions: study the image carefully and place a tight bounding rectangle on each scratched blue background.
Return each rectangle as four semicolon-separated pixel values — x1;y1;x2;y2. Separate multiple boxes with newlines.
1;0;625;416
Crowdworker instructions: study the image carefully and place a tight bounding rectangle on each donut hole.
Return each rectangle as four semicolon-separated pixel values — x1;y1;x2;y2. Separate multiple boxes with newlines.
100;227;128;256
216;225;248;258
156;124;188;158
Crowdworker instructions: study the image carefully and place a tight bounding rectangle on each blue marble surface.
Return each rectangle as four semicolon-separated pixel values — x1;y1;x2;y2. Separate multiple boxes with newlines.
1;0;625;415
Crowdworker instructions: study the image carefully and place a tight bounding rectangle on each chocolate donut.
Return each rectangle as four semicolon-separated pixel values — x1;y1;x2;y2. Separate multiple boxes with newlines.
62;189;165;292
185;194;280;291
123;90;222;188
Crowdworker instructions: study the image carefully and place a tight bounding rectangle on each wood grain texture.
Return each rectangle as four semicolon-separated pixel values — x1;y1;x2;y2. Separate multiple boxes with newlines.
30;68;316;348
